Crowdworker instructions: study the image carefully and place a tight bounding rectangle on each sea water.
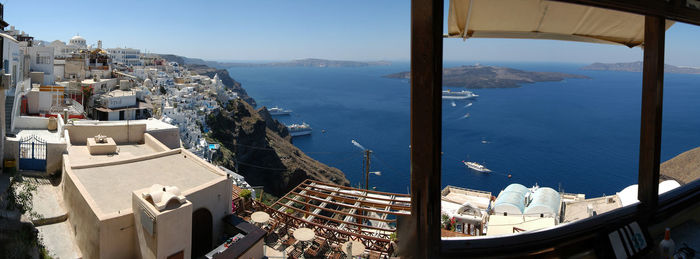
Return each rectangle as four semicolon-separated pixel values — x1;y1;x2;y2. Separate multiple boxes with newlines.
228;62;700;197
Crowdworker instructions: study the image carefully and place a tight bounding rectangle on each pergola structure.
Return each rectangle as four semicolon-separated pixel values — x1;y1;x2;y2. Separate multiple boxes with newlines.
251;179;410;256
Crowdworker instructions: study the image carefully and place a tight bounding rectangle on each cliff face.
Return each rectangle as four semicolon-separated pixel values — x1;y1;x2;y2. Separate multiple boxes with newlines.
661;146;700;185
207;99;348;196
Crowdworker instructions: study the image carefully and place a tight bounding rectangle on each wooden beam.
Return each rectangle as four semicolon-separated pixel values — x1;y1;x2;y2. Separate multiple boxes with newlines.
288;190;409;216
295;187;411;211
304;180;411;197
277;196;397;223
410;0;443;257
554;0;700;27
638;15;665;212
275;202;396;232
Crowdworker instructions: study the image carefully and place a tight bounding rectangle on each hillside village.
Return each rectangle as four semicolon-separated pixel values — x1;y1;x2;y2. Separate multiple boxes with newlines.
0;2;697;258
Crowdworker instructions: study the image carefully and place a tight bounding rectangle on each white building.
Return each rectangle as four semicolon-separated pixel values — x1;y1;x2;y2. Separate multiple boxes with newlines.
51;35;88;59
108;47;142;66
25;45;55;85
2;32;22;87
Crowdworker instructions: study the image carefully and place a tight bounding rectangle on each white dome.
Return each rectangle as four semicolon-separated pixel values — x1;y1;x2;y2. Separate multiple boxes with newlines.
70;35;85;41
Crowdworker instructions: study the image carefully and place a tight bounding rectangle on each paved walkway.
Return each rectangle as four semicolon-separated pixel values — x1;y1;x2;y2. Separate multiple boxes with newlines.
28;178;67;225
37;221;82;259
23;175;81;258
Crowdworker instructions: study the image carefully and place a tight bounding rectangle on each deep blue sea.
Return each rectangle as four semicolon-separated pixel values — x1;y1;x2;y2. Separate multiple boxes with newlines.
228;62;700;197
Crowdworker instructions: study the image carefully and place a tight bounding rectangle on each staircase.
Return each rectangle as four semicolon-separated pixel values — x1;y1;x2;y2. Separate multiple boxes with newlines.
5;94;14;134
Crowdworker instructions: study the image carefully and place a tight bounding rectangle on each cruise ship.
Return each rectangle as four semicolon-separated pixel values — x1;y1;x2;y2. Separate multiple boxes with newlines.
443;90;478;100
287;122;312;136
268;106;292;116
462;161;491;172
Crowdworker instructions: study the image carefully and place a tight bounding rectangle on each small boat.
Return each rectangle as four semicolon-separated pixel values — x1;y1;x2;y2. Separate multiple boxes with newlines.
462;161;491;172
268;106;292;116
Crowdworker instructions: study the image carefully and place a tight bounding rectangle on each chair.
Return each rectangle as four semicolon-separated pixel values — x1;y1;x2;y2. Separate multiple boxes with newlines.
287;248;303;259
283;236;297;248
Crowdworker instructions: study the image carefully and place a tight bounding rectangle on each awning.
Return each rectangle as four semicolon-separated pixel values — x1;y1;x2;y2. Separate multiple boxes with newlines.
447;0;675;47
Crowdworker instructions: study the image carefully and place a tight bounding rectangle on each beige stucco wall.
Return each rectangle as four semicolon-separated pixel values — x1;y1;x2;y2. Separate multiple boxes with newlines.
133;191;192;259
99;213;136;259
144;133;170;152
181;151;232;250
3;133;66;174
26;90;39;114
62;139;232;259
62;155;102;259
4;138;18;162
46;142;66;174
241;239;265;259
64;123;146;145
146;129;181;150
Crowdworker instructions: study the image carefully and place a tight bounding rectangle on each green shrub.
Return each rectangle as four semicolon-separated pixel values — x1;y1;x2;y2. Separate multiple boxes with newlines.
240;189;252;199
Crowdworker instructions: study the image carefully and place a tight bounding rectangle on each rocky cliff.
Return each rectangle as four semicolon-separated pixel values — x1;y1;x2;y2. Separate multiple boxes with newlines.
661;146;700;185
207;99;349;196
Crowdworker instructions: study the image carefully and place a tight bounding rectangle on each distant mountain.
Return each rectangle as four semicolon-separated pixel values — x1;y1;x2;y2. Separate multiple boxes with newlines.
230;58;391;68
157;55;390;68
384;65;589;89
582;61;700;74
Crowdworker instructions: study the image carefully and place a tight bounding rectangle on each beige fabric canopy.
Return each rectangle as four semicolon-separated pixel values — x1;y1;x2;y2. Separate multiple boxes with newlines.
448;0;674;47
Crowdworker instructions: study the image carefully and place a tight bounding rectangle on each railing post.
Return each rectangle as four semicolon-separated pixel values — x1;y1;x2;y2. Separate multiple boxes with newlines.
638;15;665;213
410;0;443;257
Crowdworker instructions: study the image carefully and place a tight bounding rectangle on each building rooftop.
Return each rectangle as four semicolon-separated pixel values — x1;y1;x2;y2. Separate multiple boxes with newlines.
562;195;622;223
486;215;556;236
72;118;177;131
68;150;225;214
67;143;161;165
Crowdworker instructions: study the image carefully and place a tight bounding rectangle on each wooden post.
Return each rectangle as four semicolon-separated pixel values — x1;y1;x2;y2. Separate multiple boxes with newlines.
365;149;372;190
638;15;665;212
410;0;443;257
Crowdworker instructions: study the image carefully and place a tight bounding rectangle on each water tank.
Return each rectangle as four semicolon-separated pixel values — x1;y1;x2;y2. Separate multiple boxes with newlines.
493;184;529;215
524;187;561;218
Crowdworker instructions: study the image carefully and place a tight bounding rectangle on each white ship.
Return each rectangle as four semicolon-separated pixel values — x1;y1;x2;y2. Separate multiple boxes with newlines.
268;106;292;116
443;90;478;100
462;161;491;172
287;122;312;136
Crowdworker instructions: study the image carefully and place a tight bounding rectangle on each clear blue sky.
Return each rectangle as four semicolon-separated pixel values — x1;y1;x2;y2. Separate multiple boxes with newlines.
5;0;700;66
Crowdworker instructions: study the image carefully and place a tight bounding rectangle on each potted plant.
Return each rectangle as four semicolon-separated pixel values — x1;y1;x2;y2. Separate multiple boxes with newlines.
240;189;251;211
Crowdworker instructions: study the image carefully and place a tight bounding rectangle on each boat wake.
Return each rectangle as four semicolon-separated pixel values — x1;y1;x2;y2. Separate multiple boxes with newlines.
460;113;471;119
465;102;473;108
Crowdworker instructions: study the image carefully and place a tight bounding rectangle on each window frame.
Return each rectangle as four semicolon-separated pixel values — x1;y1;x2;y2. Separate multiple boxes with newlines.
408;0;700;257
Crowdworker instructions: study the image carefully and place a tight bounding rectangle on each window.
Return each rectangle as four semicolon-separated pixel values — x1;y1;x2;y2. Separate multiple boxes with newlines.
407;0;700;257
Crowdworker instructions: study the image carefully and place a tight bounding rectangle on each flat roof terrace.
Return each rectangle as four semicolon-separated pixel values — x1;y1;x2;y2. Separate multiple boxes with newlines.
67;144;160;166
68;150;225;214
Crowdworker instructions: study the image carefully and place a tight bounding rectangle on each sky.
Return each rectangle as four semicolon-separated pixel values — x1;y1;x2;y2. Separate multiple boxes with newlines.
5;0;700;66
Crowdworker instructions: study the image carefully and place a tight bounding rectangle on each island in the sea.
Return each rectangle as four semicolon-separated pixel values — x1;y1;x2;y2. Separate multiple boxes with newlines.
160;56;391;68
582;61;700;74
384;65;589;88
